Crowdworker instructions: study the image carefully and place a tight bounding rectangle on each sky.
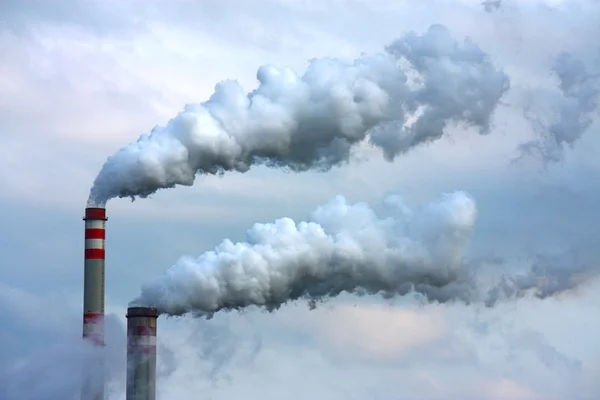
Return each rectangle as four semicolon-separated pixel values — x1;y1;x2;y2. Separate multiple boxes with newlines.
0;0;599;399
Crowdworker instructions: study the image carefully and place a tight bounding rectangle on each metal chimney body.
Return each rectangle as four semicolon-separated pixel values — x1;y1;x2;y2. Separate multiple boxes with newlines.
82;207;107;399
83;207;107;345
126;307;158;400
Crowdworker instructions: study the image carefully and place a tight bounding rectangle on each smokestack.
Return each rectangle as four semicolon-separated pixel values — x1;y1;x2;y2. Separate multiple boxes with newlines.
82;207;107;400
83;207;107;345
126;307;158;400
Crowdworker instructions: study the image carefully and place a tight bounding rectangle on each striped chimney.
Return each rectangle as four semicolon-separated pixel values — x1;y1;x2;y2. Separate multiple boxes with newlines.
83;207;107;345
126;307;158;400
82;207;107;400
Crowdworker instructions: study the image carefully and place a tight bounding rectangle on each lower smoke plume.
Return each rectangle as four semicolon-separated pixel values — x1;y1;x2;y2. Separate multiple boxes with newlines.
132;190;599;316
131;191;477;316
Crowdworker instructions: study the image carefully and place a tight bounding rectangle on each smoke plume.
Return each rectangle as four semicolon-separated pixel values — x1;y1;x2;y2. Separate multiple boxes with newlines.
131;191;477;316
88;24;509;206
132;190;600;317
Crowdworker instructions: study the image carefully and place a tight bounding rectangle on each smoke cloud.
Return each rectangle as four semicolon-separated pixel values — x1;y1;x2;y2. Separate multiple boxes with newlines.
87;24;510;206
131;190;477;316
0;313;126;400
130;189;598;317
131;191;600;318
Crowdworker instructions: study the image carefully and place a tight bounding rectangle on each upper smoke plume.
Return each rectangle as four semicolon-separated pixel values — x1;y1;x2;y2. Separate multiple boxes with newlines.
88;24;509;206
132;190;599;317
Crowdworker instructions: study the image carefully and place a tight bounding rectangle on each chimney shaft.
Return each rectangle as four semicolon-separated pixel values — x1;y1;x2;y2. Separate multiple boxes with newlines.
82;207;107;400
126;307;158;400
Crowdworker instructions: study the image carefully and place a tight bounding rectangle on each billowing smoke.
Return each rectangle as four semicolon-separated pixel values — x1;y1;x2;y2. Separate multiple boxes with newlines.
0;313;126;400
88;24;509;206
132;190;600;317
131;191;478;316
520;51;599;162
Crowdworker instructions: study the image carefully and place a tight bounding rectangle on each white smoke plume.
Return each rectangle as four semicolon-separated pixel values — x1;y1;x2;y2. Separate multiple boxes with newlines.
131;190;600;317
87;24;510;206
131;190;478;316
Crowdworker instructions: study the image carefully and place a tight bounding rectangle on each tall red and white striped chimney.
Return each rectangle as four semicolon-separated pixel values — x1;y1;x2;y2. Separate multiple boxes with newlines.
82;207;107;400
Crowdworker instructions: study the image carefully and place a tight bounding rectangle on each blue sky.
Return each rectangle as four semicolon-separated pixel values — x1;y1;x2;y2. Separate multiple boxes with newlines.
1;0;599;399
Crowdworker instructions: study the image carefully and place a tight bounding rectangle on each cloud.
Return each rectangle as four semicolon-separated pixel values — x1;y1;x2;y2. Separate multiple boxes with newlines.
150;291;599;399
0;0;143;37
268;302;476;366
483;379;540;400
308;304;448;361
